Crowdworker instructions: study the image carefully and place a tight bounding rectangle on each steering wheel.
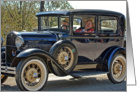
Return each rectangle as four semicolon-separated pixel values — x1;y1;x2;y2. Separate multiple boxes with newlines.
61;25;69;30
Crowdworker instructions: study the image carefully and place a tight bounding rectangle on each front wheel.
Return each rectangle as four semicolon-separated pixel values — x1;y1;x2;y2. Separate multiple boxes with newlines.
15;56;48;91
107;54;126;83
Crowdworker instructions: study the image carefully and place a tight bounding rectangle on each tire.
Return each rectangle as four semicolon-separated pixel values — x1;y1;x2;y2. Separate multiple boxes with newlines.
51;42;78;73
15;56;48;91
107;54;126;83
1;75;8;84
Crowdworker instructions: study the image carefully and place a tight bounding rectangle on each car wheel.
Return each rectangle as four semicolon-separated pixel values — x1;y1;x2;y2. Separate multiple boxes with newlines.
15;56;48;91
52;43;78;73
1;74;8;84
107;54;126;83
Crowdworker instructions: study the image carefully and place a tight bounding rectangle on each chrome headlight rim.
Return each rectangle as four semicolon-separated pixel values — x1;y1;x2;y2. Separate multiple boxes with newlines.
15;36;24;49
58;33;63;38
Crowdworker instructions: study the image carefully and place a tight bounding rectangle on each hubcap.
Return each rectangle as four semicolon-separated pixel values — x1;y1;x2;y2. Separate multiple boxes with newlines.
113;61;122;74
57;47;74;70
26;68;38;82
23;63;41;86
58;52;69;64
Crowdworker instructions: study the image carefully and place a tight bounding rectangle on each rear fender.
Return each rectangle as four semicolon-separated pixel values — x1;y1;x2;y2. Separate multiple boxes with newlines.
107;47;126;71
11;48;69;76
98;46;126;71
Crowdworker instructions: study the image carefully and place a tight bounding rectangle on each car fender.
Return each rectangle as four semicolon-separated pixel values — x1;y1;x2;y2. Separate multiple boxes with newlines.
107;47;126;71
11;48;69;76
1;46;6;52
1;47;6;62
98;46;126;71
49;40;77;55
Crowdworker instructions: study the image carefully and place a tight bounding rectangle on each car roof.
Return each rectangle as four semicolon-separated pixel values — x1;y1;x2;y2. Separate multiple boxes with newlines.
36;9;124;17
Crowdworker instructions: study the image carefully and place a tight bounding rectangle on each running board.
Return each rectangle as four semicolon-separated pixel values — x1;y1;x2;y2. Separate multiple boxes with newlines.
70;71;108;78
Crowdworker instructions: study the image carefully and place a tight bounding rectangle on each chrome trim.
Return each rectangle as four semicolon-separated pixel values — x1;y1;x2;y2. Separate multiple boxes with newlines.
1;66;16;74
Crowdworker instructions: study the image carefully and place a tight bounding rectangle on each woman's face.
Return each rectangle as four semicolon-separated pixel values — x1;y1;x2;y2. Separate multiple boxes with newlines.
85;20;93;29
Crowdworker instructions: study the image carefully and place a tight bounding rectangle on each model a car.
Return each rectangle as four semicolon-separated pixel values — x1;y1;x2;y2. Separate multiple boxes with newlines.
1;9;126;91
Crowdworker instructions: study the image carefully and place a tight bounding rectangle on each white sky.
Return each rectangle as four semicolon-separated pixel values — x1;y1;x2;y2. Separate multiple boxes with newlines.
68;1;126;17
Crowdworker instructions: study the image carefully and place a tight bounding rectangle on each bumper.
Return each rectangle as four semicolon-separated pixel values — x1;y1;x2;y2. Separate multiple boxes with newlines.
1;66;16;75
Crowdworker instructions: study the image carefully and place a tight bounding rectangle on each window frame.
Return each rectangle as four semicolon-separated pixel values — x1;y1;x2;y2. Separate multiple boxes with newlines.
97;16;119;35
38;15;70;32
72;14;97;37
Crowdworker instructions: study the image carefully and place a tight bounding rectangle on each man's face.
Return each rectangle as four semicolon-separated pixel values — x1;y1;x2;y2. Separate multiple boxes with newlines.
62;22;68;26
85;20;93;29
62;22;68;30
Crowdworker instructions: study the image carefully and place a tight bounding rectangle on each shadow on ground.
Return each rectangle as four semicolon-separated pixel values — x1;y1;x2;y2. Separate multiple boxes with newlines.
1;76;126;91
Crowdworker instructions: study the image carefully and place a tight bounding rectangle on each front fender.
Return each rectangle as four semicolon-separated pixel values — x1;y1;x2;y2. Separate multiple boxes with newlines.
49;40;77;55
1;46;6;62
11;48;69;76
1;46;6;52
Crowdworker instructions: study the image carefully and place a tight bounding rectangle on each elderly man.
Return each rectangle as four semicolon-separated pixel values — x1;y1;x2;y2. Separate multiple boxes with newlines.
61;20;69;30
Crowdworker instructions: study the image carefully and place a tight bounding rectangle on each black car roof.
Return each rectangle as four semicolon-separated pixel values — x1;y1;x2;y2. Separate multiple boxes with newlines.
36;9;124;17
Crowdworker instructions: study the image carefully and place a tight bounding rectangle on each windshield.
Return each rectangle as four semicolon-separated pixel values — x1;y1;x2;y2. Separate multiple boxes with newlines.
40;16;69;32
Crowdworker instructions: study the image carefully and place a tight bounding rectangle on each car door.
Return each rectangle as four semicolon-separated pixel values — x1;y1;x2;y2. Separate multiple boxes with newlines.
95;16;124;61
71;15;97;64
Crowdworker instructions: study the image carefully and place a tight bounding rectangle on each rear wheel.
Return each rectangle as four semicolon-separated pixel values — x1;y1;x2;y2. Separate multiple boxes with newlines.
15;56;48;91
108;54;126;83
1;74;8;84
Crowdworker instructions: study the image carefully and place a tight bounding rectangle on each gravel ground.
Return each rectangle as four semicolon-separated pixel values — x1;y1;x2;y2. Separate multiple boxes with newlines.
1;74;126;91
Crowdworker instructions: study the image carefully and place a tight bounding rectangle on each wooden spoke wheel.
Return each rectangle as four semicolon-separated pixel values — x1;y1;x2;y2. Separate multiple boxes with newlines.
108;54;126;83
57;47;74;70
15;57;48;91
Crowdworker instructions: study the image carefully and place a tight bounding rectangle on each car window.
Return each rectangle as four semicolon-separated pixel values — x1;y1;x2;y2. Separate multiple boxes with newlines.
98;16;118;34
41;16;58;29
73;18;81;31
73;15;96;36
61;17;70;30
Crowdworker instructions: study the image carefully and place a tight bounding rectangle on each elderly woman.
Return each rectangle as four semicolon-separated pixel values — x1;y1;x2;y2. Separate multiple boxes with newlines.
75;19;94;33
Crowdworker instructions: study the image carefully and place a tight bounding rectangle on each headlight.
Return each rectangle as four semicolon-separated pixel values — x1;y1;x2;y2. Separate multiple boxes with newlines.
15;36;24;49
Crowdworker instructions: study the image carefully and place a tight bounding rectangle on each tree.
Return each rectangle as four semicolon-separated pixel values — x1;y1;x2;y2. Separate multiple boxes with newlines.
1;1;74;45
40;1;45;12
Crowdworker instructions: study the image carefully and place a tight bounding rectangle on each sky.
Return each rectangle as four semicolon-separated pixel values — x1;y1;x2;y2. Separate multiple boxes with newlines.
68;1;126;17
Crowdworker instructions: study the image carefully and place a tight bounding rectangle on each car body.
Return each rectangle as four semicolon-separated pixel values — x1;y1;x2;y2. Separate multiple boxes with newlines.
1;9;126;91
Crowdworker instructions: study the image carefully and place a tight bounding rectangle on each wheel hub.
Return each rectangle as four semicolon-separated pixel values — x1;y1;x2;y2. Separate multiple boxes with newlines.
26;68;38;82
57;51;69;65
113;63;122;74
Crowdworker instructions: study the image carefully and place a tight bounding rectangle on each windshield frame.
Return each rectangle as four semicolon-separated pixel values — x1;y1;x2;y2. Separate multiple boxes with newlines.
38;15;71;32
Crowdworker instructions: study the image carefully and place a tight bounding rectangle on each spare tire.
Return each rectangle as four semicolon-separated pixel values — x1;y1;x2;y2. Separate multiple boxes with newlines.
50;40;78;73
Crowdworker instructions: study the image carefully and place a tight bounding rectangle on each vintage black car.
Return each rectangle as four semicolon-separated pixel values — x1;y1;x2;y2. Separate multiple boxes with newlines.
1;9;126;91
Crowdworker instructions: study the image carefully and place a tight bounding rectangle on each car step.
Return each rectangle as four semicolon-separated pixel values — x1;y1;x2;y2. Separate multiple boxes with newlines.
70;71;108;78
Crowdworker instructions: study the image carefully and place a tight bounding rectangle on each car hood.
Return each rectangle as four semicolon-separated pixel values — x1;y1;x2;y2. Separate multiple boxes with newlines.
10;31;68;42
